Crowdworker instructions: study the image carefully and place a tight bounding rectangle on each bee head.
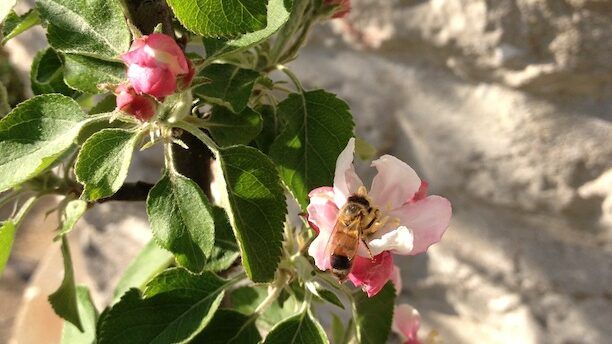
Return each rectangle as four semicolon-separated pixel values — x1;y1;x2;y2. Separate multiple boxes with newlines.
344;195;370;216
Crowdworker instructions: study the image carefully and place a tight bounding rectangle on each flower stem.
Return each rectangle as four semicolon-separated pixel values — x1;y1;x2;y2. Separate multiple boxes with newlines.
276;65;304;92
173;121;220;155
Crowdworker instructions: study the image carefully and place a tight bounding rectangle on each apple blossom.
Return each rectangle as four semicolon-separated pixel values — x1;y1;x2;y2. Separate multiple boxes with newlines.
307;138;451;296
115;84;157;121
121;33;190;99
392;304;422;344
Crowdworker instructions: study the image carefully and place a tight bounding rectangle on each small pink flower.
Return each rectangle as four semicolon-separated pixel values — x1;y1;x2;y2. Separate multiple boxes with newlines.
325;0;351;18
307;138;452;296
115;85;157;121
392;304;422;344
121;33;190;99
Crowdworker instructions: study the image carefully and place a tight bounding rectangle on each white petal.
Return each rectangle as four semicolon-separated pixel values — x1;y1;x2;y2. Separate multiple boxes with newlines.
367;226;414;256
390;196;452;255
333;138;363;207
369;155;421;211
308;233;331;271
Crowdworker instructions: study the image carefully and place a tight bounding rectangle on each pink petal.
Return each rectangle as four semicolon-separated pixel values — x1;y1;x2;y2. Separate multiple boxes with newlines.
333;138;363;207
121;46;157;69
392;304;421;344
177;60;196;90
307;187;339;271
146;33;189;74
348;251;394;297
122;34;189;74
307;187;339;236
390;195;452;255
308;230;332;271
369;155;421;211
411;180;429;202
390;265;402;295
127;64;177;99
367;226;414;256
115;85;157;121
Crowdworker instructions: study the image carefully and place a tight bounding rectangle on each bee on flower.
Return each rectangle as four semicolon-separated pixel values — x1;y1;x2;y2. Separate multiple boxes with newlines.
307;138;452;296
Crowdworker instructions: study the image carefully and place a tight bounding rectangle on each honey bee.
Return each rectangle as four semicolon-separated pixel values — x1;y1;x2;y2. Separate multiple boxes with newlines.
325;186;388;281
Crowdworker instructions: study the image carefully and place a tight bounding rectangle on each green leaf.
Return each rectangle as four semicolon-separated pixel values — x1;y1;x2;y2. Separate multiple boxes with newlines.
217;145;286;282
60;286;98;344
195;64;260;112
99;268;227;344
55;199;87;238
36;0;131;60
307;282;344;309
203;37;226;57
202;206;240;272
75;128;140;201
204;0;293;59
146;171;215;272
76;112;135;145
192;309;261;343
30;48;75;96
88;95;116;115
230;286;267;314
0;0;17;23
2;9;41;44
0;196;37;276
263;310;329;344
331;313;346;344
49;237;83;331
0;221;16;275
63;54;125;93
166;0;268;38
254;104;279;153
353;282;396;344
204;106;262;146
231;286;299;325
270;90;354;209
112;240;174;303
0;94;86;192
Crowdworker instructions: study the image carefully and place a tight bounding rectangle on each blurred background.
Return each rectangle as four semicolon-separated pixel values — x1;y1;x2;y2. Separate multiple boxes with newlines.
1;0;611;343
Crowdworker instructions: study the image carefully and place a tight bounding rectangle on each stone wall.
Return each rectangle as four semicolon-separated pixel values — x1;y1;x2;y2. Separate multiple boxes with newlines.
2;1;610;343
290;0;611;342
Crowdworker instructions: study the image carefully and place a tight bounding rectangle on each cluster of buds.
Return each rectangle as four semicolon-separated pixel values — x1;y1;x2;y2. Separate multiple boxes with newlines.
115;33;194;121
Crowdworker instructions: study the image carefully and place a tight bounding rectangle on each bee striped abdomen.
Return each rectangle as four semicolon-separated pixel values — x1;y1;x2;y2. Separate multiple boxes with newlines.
330;254;351;270
326;190;375;280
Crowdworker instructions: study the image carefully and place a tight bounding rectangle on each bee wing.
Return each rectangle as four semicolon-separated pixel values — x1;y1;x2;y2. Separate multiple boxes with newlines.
323;217;362;266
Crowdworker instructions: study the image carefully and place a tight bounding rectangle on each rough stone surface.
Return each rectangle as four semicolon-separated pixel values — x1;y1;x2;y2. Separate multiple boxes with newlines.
1;1;611;343
290;1;612;343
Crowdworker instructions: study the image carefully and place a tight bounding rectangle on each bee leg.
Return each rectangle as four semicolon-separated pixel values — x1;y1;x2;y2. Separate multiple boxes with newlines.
363;215;389;236
361;239;374;260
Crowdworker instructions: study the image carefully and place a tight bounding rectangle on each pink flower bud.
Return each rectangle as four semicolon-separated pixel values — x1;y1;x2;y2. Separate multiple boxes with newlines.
325;0;351;18
115;85;157;121
121;33;190;99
